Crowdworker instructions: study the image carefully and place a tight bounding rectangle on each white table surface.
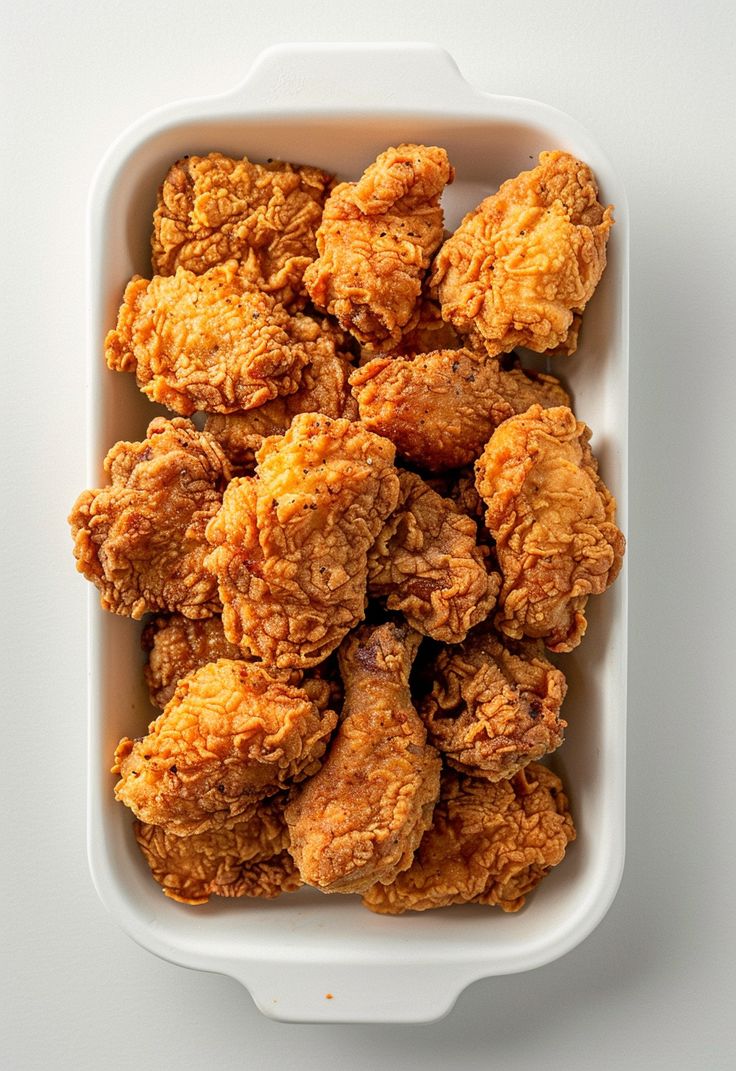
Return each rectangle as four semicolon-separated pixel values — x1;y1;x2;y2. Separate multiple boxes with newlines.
3;1;735;1067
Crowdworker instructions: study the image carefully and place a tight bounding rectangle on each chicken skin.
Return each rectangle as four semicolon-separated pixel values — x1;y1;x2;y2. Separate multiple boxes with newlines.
362;763;575;914
204;339;357;474
205;414;401;669
133;794;301;904
304;144;454;348
351;348;569;471
113;659;338;835
475;404;625;651
285;622;441;894
367;471;499;643
418;627;567;780
151;152;333;309
69;418;229;620
431;150;613;356
105;260;343;415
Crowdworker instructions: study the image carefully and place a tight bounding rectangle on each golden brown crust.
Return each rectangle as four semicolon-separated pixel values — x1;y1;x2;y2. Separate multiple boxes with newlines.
105;261;346;416
285;622;441;893
431;150;613;356
142;614;245;709
367;471;499;642
151;152;333;308
351;348;570;472
475;405;625;651
68;418;229;620
304;145;454;347
133;794;301;904
204;414;401;669
113;659;338;835
418;627;567;780
203;336;357;474
362;763;575;914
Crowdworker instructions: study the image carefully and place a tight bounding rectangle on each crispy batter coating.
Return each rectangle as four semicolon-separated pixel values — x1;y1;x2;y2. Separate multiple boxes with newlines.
285;622;441;893
367;471;499;642
351;348;569;471
475;405;625;651
105;260;341;415
204;338;357;473
113;659;338;835
362;763;575;914
205;414;401;669
142;614;245;709
69;418;228;620
304;144;454;347
133;794;301;904
151;152;333;308
359;298;462;360
431;150;613;355
418;627;567;780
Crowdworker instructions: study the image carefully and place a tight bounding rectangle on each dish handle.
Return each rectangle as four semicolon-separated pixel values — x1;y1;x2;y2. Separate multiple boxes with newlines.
219;41;485;115
230;959;478;1024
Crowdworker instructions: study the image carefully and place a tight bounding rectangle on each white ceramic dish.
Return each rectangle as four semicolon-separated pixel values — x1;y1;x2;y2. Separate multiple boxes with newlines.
86;42;628;1024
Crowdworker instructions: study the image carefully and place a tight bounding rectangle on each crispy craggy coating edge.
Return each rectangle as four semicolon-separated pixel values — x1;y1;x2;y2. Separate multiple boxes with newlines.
418;627;567;780
285;622;441;894
362;763;575;914
69;418;229;620
152;152;334;308
304;144;454;347
475;404;625;651
367;470;499;642
113;658;338;835
431;150;613;356
205;414;401;669
133;794;301;904
141;614;245;709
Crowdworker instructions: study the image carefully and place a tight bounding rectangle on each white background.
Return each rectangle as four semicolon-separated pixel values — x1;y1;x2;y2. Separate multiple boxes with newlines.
2;1;735;1067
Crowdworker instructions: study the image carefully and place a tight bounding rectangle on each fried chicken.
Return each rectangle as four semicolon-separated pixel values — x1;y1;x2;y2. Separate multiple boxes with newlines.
358;297;462;361
431;150;613;356
351;348;569;471
205;414;401;669
105;260;343;415
367;471;499;643
133;794;301;904
204;338;357;474
113;658;338;835
142;614;244;709
285;622;441;893
475;404;625;651
418;627;567;780
304;144;454;348
69;418;229;620
151;152;333;308
362;763;575;914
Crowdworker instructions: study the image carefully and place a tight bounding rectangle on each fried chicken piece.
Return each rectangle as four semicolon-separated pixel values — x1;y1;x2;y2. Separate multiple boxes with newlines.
362;763;575;914
151;152;333;308
205;414;401;669
113;659;338;835
304;144;454;348
431;150;613;356
142;614;245;709
69;418;229;620
204;338;358;474
133;794;301;904
351;348;569;471
418;627;567;780
367;471;499;643
475;404;625;652
105;260;343;415
285;622;441;893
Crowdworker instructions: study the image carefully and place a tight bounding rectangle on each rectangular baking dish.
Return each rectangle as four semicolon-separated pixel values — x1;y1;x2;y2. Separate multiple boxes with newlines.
86;42;628;1024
